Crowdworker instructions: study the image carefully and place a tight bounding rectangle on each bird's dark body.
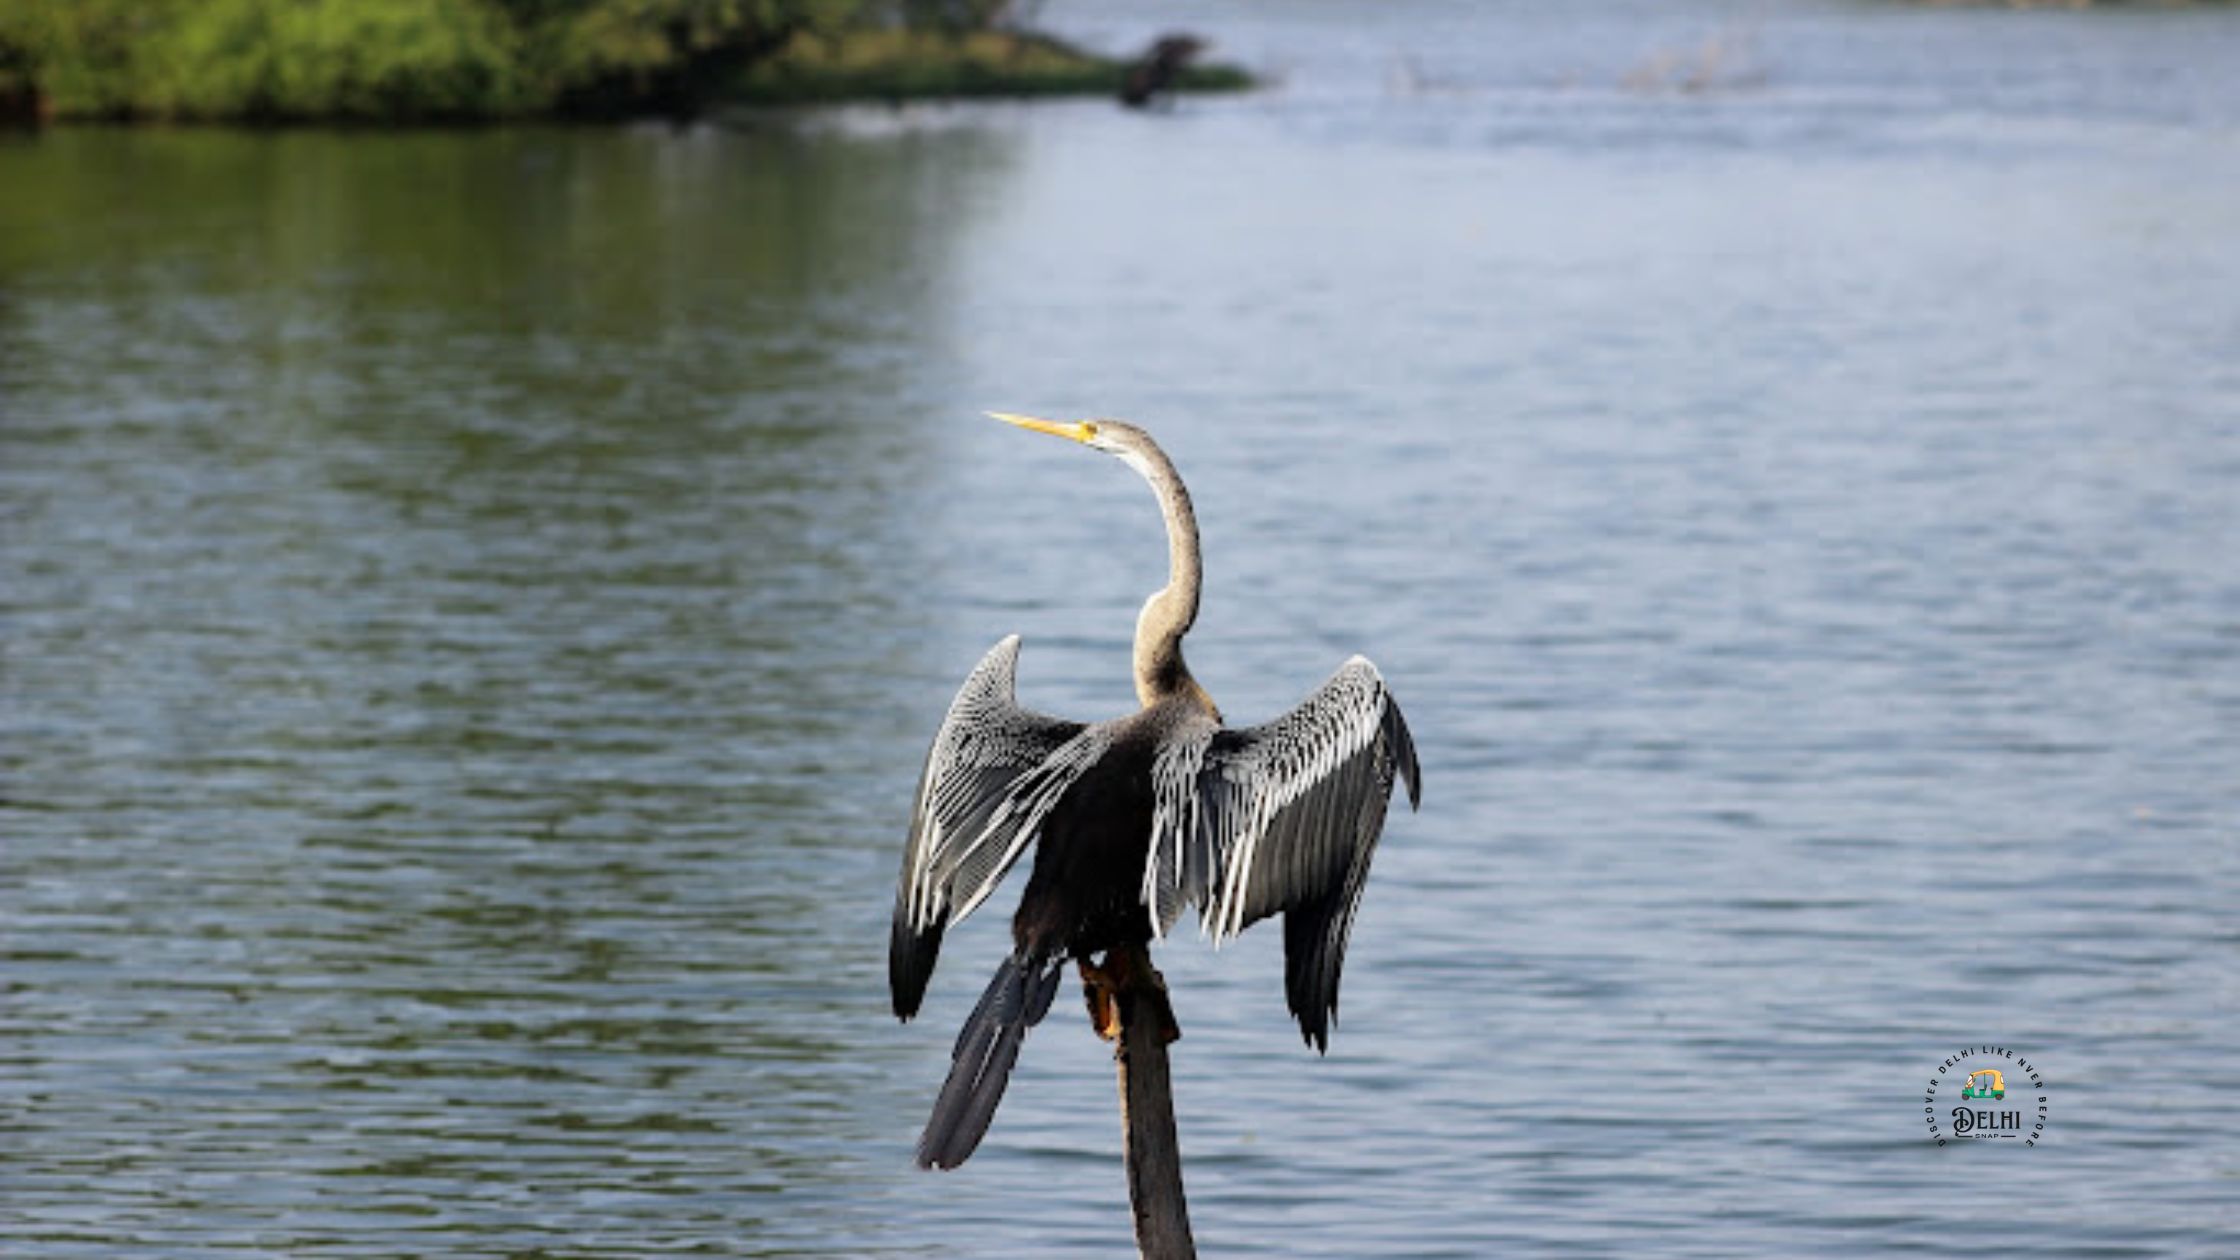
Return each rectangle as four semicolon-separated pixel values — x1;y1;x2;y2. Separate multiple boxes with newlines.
912;703;1200;1171
1013;708;1170;963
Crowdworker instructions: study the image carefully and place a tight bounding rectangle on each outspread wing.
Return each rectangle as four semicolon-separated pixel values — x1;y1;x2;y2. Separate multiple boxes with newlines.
889;636;1104;1021
1156;657;1420;1051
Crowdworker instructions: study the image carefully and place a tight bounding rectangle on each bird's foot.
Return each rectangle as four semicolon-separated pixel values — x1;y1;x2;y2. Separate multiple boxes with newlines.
1080;956;1123;1041
1078;946;1180;1045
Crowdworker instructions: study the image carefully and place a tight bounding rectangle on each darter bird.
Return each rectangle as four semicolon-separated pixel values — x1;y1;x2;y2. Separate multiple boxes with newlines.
890;414;1420;1170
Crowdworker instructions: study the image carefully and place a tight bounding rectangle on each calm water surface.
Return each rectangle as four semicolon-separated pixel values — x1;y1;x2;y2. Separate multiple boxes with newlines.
5;1;2239;1255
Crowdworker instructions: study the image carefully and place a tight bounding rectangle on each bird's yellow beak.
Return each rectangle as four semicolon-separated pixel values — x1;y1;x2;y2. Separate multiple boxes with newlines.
989;412;1095;444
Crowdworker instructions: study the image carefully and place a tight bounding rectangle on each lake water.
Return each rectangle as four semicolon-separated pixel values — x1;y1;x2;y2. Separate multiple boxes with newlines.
4;1;2238;1255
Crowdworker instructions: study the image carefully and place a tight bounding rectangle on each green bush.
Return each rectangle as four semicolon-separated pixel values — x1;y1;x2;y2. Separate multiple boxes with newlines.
0;0;859;121
162;0;525;119
0;0;1243;122
519;0;856;116
0;0;172;118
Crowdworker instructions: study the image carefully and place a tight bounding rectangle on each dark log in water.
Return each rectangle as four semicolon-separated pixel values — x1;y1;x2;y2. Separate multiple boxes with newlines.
1121;35;1206;109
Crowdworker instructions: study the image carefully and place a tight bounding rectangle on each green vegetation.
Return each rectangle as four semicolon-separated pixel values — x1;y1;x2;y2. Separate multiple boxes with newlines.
0;0;527;121
728;28;1250;106
0;0;1249;124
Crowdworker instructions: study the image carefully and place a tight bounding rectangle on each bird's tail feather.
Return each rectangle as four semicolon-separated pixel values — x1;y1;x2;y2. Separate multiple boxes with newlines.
916;952;1063;1170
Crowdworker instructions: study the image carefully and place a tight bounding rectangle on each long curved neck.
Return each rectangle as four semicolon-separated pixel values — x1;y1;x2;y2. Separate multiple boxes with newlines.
1125;445;1216;718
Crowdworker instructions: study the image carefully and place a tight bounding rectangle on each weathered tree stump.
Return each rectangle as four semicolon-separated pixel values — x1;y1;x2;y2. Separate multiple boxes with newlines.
1108;942;1195;1260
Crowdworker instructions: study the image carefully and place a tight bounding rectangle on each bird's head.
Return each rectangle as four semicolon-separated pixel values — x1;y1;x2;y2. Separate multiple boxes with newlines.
989;412;1157;467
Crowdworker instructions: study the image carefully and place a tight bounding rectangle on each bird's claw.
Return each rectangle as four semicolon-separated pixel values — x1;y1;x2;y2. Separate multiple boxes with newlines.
1079;947;1180;1045
1081;958;1124;1041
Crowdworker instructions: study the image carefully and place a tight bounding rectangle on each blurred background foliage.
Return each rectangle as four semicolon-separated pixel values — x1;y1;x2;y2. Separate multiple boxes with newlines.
0;0;1006;122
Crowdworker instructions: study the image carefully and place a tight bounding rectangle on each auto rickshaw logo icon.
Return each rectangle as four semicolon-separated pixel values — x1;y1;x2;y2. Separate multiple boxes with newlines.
1961;1069;2005;1101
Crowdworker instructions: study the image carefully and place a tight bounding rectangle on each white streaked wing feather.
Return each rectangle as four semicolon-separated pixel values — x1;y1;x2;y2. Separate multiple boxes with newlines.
1145;655;1417;1047
1131;660;1416;943
896;636;1096;933
1141;720;1215;937
1188;657;1400;941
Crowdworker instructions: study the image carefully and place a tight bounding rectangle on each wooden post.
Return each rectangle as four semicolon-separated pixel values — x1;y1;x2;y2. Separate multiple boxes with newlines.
1111;942;1195;1260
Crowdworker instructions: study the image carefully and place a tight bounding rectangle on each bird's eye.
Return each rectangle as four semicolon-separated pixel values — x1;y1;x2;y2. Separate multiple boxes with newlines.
1081;422;1100;440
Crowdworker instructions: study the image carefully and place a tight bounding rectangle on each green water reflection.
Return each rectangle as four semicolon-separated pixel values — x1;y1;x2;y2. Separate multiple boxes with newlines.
2;122;1026;1254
